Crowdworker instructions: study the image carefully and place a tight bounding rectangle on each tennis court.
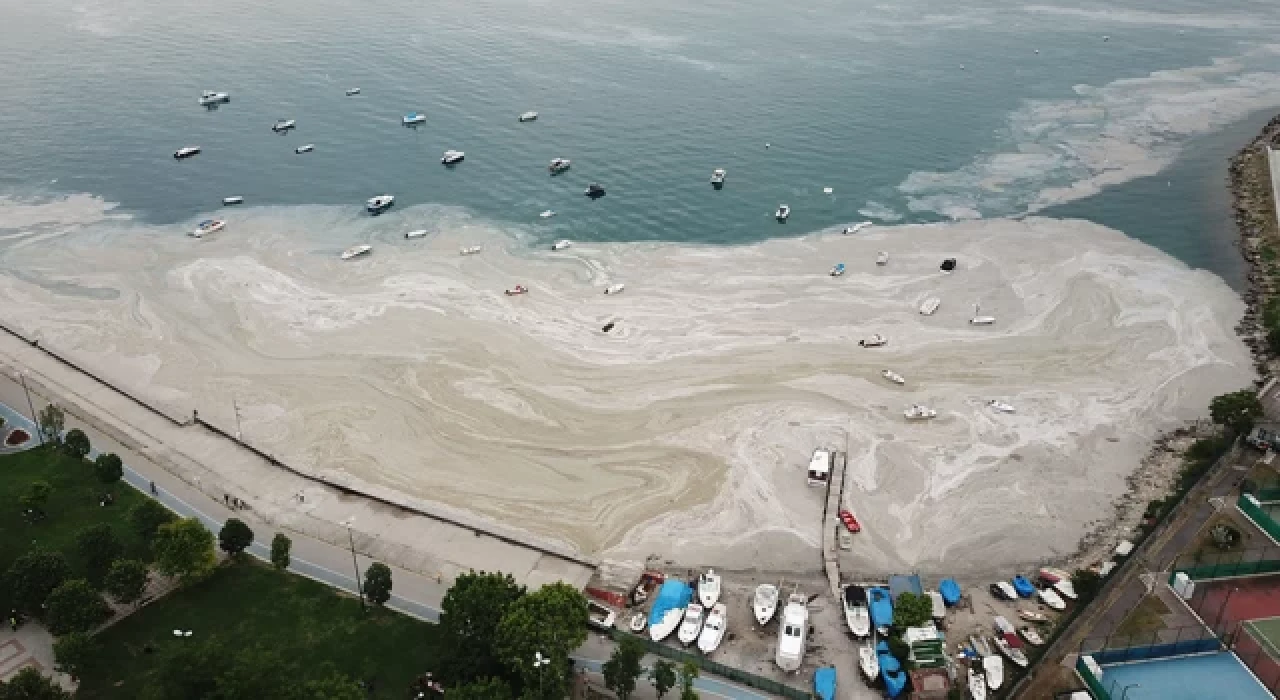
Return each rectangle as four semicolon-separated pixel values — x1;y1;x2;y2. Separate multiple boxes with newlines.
1238;617;1280;690
1191;574;1280;633
1097;652;1272;700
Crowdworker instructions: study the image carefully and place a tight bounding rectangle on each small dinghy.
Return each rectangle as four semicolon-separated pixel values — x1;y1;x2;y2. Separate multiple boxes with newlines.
222;196;244;206
366;195;395;214
984;653;1004;691
698;570;721;608
710;169;726;187
272;119;296;132
628;612;646;633
345;87;361;96
813;666;836;700
881;369;905;385
549;158;571;174
295;144;315;154
552;239;572;251
518;111;538;122
939;579;962;606
697;603;727;654
1054;579;1079;600
1037;587;1066;611
173;146;201;159
919;297;941;315
838;509;861;533
928;591;946;620
904;404;937;421
842;221;872;235
403;112;426;125
405;229;429;239
602;321;616;333
604;283;625;295
775;204;790;221
585;183;606;198
540;209;556;218
753;583;779;625
940;258;957;272
859;334;887;348
678;604;705;646
990;581;1017;601
969;663;988;700
341;244;372;260
875;251;889;266
459;246;483;255
189;219;226;238
843;585;870;637
1018;626;1045;646
1018;609;1049;623
198;90;230;106
858;643;879;681
441;150;465;165
995;635;1029;668
1012;575;1035;598
989;400;1016;413
830;263;846;277
970;315;996;325
823;187;833;194
504;285;529;296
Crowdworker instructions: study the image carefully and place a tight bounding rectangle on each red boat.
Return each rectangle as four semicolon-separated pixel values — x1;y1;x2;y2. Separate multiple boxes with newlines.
838;509;861;533
505;285;529;296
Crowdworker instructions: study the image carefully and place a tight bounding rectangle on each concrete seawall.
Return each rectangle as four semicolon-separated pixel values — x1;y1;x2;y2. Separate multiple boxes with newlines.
0;320;597;590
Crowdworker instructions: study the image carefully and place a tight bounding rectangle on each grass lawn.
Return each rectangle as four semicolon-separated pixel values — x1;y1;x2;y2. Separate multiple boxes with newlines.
1113;593;1171;642
77;560;438;700
0;446;150;601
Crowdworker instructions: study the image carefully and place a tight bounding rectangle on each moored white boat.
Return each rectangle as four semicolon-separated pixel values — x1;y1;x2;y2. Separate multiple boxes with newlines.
222;196;244;206
1054;579;1079;600
1018;609;1048;623
403;112;426;125
341;244;372;260
198;90;230;106
441;150;465;165
842;221;872;235
519;111;538;122
604;283;625;295
988;400;1016;413
843;585;870;638
549;158;571;173
983;654;1004;690
552;239;572;251
698;570;721;607
405;229;429;239
697;603;727;654
881;369;905;385
459;246;483;255
1018;626;1045;646
272;119;296;132
1037;587;1066;611
505;285;529;296
904;404;937;421
346;87;361;96
830;263;846;277
173;146;201;159
295;144;315;154
859;334;887;348
876;251;889;266
775;204;790;221
971;315;996;325
858;643;879;681
775;593;808;672
710;169;726;186
919;297;941;315
366;195;395;213
678;604;705;646
189;219;226;238
969;665;987;700
753;584;779;625
994;636;1029;668
540;210;556;218
628;613;646;633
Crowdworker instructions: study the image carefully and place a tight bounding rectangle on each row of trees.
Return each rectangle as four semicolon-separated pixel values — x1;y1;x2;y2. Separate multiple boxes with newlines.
603;639;700;700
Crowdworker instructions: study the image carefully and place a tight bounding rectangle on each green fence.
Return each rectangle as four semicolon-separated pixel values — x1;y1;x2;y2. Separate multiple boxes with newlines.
1241;492;1280;544
1075;655;1111;700
610;629;812;700
1254;488;1280;502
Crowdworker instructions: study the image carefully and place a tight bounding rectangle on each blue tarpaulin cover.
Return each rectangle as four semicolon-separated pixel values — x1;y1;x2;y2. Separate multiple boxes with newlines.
939;578;961;605
1012;575;1035;598
648;580;692;627
868;587;894;629
813;667;836;700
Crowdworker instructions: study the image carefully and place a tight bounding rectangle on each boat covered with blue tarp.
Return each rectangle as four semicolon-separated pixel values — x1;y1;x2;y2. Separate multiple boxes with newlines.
1012;575;1035;598
647;580;692;641
813;666;836;700
939;578;961;606
877;641;907;698
868;586;894;630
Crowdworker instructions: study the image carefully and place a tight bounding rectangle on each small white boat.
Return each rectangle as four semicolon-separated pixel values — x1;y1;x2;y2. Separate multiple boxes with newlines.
540;210;556;218
587;600;617;632
881;369;905;385
904;404;937;421
1054;579;1079;600
459;246;482;255
222;196;244;206
697;603;727;654
272;119;296;132
858;643;879;681
988;400;1016;413
552;239;572;251
549;158;571;174
875;251;889;266
405;229;429;239
859;334;887;348
1037;588;1066;611
1018;609;1048;623
441;150;465;165
650;607;682;642
753;584;779;625
189;219;226;238
710;169;726;186
830;263;846;277
984;654;1004;690
842;221;872;235
366;195;395;213
927;591;946;620
604;283;625;295
173;146;201;159
823;187;833;194
403;112;426;125
628;612;647;633
678;604;705;646
1018;626;1045;646
519;111;538;122
504;285;529;296
295;144;315;154
994;636;1029;668
775;204;790;221
919;297;941;315
991;581;1018;601
970;315;996;325
346;87;361;96
698;570;721;608
969;665;987;700
843;585;870;638
775;593;808;672
341;244;372;260
198;90;229;106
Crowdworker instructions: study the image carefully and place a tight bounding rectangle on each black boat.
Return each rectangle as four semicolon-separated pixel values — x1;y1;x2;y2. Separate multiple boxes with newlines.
585;183;606;198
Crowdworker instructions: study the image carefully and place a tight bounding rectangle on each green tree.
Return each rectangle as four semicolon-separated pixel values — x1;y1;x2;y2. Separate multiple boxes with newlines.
650;659;677;700
438;570;526;683
294;671;366;700
0;667;72;700
678;661;699;700
61;429;90;460
448;677;513;700
154;517;217;584
127;498;175;541
74;523;122;582
4;549;70;615
892;592;934;628
218;518;254;559
603;636;645;700
93;453;123;484
157;640;290;700
1210;389;1264;437
37;404;65;446
886;635;911;664
52;631;97;679
45;579;111;635
103;559;149;607
270;533;292;570
1269;326;1280;355
496;582;589;700
1071;569;1104;600
363;562;393;606
20;481;52;518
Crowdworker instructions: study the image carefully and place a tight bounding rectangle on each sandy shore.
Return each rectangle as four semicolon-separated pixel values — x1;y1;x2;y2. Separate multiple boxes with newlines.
0;196;1254;577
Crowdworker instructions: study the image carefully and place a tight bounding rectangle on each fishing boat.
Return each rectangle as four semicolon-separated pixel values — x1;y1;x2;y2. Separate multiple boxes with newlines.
813;667;836;700
969;664;987;700
549;158;571;174
939;579;961;606
989;400;1016;413
540;210;556;218
775;204;790;221
677;604;705;646
830;263;846;277
585;183;606;198
1012;575;1035;598
867;587;893;634
753;583;779;625
698;570;721;608
710;169;726;187
604;283;625;295
940;258;957;272
1018;626;1045;646
272;119;296;132
628;612;646;633
649;580;692;642
859;334;887;348
222;196;244;206
403;112;426;125
984;653;1004;690
441;150;465;165
1037;587;1066;611
838;509;861;533
990;581;1017;601
843;585;870;637
881;369;905;385
346;87;361;96
405;230;429;239
340;244;371;259
876;251;889;266
842;222;872;235
189;219;226;238
552;239;572;251
878;641;907;698
994;635;1029;667
775;592;808;672
1018;609;1048;623
919;297;941;315
366;195;395;214
858;642;879;681
697;603;727;654
459;246;483;255
173;146;201;159
504;285;529;296
295;144;315;154
519;111;538;122
927;591;946;620
904;404;937;421
198;90;230;105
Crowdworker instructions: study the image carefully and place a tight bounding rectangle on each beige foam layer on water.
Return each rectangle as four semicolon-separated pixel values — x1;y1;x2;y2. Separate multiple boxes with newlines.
0;196;1254;575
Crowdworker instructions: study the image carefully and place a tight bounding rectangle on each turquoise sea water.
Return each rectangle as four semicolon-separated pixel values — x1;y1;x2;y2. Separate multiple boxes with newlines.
2;0;1280;280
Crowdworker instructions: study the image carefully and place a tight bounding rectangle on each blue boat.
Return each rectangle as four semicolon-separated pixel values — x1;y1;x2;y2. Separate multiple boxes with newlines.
402;112;426;125
830;263;846;277
876;641;907;698
1012;575;1035;598
868;586;894;630
939;578;961;606
647;580;692;641
813;667;836;700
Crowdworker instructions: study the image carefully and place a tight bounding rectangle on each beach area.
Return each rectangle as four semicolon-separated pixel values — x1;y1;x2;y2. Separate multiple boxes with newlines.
0;195;1255;578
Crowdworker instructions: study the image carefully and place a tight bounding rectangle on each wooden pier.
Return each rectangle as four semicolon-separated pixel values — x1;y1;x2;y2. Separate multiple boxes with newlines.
821;448;849;600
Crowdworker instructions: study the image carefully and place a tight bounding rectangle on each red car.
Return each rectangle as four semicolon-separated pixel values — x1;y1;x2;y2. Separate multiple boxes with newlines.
838;509;862;533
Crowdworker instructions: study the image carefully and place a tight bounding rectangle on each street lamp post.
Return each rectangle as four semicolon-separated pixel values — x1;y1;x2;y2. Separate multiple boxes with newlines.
340;517;366;612
533;651;551;699
17;371;41;445
1120;683;1141;700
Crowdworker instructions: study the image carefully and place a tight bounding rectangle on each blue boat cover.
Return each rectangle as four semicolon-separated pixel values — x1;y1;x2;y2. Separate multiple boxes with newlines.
647;580;692;627
1012;575;1035;598
939;578;961;605
888;574;923;602
813;667;836;700
875;642;906;697
868;586;894;628
882;669;907;698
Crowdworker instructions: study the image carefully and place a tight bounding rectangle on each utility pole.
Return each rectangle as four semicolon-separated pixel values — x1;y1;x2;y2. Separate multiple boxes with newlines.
17;371;41;445
233;398;243;440
341;517;366;612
